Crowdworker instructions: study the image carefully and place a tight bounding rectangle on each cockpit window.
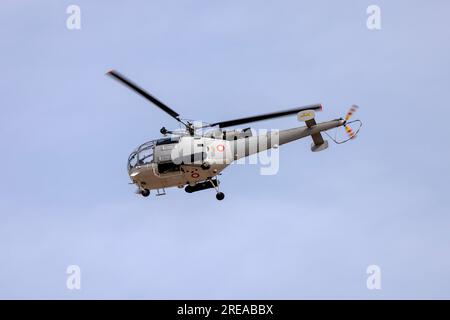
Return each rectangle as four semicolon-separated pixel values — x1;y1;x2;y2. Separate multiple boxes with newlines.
128;136;181;171
128;141;155;171
137;146;153;165
128;152;138;168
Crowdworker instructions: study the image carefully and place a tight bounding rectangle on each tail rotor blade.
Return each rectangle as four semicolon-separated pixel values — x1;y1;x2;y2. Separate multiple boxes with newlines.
343;105;360;139
345;105;359;121
344;125;356;139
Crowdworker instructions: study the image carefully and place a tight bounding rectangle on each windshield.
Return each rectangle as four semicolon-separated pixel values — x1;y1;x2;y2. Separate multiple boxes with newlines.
128;141;154;171
127;136;181;171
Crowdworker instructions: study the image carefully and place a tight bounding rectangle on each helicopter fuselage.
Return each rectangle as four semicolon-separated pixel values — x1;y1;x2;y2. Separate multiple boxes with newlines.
128;118;344;193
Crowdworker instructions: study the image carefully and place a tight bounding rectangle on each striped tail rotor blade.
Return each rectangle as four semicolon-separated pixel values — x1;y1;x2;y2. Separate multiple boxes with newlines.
345;105;359;121
344;125;356;139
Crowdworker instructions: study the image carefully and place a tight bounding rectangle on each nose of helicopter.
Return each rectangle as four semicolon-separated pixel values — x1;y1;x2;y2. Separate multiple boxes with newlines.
129;169;142;182
130;170;140;178
129;165;153;182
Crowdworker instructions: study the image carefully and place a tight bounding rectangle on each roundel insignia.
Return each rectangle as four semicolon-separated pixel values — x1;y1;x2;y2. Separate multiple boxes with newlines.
216;144;225;152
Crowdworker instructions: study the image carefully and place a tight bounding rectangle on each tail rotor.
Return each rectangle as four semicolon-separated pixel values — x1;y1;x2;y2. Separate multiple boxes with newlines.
343;105;360;140
324;105;362;144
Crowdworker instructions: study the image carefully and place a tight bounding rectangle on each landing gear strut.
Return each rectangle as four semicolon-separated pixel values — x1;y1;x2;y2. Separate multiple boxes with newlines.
208;178;225;201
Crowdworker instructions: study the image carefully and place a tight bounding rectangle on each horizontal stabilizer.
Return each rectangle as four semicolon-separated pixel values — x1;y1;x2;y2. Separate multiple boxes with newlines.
311;140;328;152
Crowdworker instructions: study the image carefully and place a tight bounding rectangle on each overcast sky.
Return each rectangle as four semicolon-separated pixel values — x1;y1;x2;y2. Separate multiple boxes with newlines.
1;0;450;299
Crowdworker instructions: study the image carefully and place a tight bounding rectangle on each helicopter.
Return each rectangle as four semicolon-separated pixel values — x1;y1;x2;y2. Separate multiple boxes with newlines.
107;70;362;200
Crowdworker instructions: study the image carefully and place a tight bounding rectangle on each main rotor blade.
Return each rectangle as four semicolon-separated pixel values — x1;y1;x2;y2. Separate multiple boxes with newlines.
210;104;323;128
106;69;180;120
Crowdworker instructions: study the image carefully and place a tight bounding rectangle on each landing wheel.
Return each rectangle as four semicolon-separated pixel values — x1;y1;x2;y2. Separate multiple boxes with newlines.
140;189;150;197
216;192;225;201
